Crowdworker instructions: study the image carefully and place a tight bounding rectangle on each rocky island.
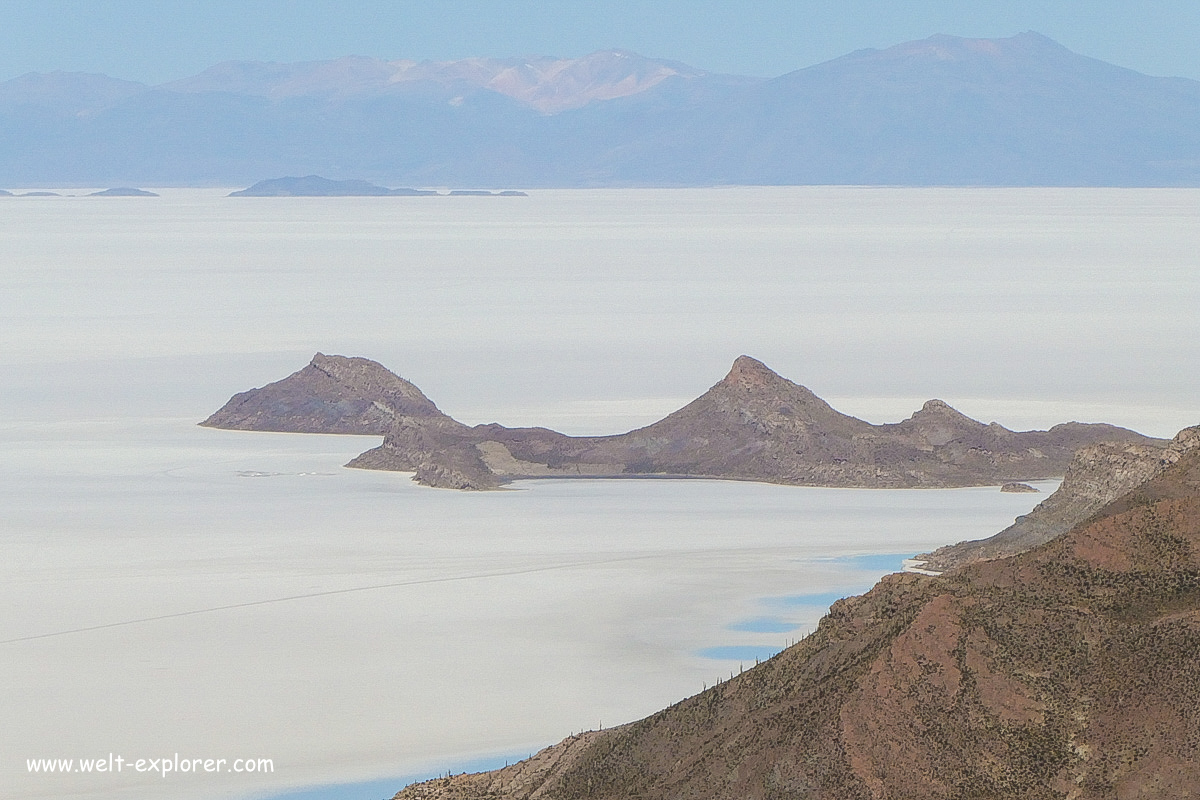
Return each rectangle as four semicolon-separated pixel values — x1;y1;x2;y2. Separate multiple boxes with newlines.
392;424;1200;799
203;353;1162;491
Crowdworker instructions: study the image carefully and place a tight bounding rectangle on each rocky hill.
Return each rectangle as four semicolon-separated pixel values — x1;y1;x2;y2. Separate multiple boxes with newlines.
394;439;1200;800
203;354;1162;490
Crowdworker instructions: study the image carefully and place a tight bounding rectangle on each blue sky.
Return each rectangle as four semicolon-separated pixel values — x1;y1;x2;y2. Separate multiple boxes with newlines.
2;1;1198;83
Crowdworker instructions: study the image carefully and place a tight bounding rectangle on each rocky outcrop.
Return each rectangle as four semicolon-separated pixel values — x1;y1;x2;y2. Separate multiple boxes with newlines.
1000;482;1039;493
203;354;1163;490
200;353;446;434
920;426;1200;572
394;442;1200;800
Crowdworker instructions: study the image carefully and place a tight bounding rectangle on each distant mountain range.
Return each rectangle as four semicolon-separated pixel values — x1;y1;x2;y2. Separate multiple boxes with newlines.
201;353;1161;490
4;32;1200;186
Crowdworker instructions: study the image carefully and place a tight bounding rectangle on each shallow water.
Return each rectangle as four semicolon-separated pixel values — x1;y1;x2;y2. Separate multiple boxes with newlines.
1;187;1195;799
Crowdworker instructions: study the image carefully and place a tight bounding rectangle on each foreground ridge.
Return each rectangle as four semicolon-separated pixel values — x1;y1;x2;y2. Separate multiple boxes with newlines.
920;425;1200;572
203;353;1162;492
395;435;1200;799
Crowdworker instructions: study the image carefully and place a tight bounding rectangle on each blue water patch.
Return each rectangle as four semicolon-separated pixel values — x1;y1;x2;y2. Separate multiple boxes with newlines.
829;553;911;572
255;754;521;800
697;645;782;662
760;553;912;611
728;616;802;633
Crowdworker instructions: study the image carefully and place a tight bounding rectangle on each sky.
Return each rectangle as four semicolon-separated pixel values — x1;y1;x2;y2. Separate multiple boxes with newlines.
1;0;1199;84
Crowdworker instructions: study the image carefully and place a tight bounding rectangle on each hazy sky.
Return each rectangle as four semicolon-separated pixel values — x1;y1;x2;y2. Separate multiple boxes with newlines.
2;1;1198;84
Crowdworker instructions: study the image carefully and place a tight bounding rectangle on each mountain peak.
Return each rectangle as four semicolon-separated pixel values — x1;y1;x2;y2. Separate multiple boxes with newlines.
905;398;984;428
919;398;962;415
720;355;786;390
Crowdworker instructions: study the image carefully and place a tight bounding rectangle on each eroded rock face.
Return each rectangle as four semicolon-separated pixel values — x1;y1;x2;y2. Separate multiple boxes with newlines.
203;354;1164;490
393;445;1200;800
921;426;1200;572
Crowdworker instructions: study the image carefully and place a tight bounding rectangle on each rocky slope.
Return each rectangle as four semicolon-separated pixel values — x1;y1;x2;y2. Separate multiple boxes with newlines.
394;441;1200;800
918;426;1200;572
204;354;1162;491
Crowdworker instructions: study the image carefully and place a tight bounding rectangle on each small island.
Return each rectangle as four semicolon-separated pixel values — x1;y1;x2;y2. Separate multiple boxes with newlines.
88;187;159;196
229;175;526;197
448;189;528;196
